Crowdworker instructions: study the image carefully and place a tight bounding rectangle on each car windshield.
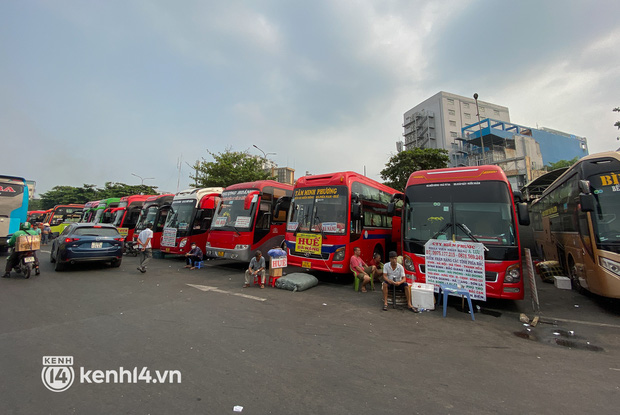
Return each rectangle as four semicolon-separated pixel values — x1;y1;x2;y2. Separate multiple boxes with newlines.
72;227;120;237
211;189;257;231
288;186;348;234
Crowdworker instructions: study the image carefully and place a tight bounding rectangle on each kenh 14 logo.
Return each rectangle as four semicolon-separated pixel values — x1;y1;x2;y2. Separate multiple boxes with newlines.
41;356;75;392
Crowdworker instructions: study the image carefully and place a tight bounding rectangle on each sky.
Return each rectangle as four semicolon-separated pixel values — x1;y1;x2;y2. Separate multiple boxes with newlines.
2;0;619;197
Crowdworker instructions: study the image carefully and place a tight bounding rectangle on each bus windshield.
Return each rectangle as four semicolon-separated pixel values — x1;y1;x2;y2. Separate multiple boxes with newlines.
590;173;620;247
135;205;158;233
404;181;517;259
211;190;256;231
165;200;196;237
288;186;348;234
111;202;128;227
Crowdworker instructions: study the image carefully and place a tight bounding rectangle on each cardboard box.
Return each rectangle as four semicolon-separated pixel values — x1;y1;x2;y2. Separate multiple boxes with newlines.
410;282;435;310
269;267;283;277
553;276;571;290
16;234;41;252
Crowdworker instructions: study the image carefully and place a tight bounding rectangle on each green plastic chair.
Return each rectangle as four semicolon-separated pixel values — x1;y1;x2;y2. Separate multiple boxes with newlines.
351;265;375;292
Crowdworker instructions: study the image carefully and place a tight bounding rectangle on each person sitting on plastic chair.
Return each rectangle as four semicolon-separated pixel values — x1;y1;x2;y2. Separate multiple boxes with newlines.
243;250;266;289
350;247;375;292
382;251;418;313
184;243;203;270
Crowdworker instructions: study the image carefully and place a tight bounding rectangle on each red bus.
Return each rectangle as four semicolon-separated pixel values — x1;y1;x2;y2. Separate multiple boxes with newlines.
284;171;402;273
205;180;293;261
133;194;175;250
43;204;84;234
27;210;47;223
111;195;155;240
400;165;530;300
160;187;223;255
80;201;100;223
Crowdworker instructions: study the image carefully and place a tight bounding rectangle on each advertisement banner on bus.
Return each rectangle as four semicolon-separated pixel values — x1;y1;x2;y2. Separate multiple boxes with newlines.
161;228;177;248
424;239;486;301
117;228;129;237
295;233;322;255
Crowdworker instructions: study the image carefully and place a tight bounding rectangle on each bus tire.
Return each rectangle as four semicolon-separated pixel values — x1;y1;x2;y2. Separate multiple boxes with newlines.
567;257;585;294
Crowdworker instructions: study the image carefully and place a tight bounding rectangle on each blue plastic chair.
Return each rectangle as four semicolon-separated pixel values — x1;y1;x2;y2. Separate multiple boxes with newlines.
193;260;203;269
438;284;475;321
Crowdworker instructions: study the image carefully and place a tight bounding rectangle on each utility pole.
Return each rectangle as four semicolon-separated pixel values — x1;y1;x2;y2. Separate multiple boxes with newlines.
474;93;486;164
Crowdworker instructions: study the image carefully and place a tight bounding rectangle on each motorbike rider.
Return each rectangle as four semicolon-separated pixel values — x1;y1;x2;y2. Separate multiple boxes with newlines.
3;222;40;278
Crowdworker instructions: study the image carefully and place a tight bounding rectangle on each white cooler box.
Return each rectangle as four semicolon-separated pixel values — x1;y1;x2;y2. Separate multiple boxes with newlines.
410;283;435;310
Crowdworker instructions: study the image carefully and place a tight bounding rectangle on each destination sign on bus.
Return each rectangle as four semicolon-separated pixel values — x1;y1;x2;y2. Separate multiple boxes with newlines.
295;233;322;255
221;189;256;201
294;187;342;200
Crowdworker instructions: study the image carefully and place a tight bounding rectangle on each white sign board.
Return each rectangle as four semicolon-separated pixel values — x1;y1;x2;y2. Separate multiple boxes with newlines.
270;257;287;269
424;239;486;301
161;227;177;247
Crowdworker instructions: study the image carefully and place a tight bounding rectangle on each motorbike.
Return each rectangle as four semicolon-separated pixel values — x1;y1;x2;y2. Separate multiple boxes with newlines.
9;250;38;279
124;239;139;257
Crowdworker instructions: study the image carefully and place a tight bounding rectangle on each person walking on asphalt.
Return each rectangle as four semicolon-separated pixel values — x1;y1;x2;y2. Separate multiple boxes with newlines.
136;222;153;273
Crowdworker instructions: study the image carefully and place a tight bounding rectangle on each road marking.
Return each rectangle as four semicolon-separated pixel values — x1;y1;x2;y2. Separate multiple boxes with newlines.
186;284;266;302
41;250;51;254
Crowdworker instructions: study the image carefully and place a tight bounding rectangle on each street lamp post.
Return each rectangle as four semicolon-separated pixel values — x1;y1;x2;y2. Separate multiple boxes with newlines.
473;93;486;164
131;173;155;186
252;144;276;160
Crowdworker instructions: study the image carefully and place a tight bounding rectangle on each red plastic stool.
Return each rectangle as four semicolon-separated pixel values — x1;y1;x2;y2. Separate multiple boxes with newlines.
268;275;281;287
253;274;266;286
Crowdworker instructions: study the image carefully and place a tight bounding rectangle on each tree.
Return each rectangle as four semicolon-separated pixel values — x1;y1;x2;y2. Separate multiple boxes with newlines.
614;107;620;130
191;149;273;188
380;148;449;191
546;157;578;171
39;183;158;209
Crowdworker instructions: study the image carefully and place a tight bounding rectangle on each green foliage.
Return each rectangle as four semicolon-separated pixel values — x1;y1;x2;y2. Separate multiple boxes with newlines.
380;148;449;191
546;157;578;171
28;199;42;211
614;107;620;130
39;183;158;209
191;149;274;188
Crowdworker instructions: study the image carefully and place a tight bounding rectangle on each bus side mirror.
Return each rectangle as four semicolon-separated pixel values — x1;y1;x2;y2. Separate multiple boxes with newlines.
387;202;395;216
516;203;530;226
513;190;524;203
579;180;591;194
244;192;259;210
580;194;595;213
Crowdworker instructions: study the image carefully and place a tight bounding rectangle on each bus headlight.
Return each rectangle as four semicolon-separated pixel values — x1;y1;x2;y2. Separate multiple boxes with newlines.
504;264;521;283
235;244;250;250
333;248;345;262
600;257;620;277
179;238;188;248
205;242;211;248
404;255;415;272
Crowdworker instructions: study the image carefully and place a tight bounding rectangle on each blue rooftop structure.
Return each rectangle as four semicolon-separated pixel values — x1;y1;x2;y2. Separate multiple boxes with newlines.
461;119;588;165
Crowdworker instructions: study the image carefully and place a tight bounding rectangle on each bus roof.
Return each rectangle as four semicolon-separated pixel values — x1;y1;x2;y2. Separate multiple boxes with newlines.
223;180;293;192
406;165;509;187
295;171;401;195
0;175;26;183
173;187;223;200
145;194;175;203
120;194;155;203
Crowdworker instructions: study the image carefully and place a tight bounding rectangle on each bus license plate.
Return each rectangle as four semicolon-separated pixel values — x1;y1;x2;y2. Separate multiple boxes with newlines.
91;242;103;249
217;251;224;257
302;261;311;269
23;256;35;263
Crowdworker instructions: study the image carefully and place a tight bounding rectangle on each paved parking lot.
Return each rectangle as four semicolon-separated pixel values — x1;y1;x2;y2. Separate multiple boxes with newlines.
1;251;619;414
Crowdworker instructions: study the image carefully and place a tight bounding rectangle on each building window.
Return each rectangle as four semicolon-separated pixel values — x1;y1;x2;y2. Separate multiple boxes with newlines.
493;109;500;116
447;98;455;105
464;113;471;119
450;131;458;138
448;109;455;116
463;103;469;108
449;120;456;127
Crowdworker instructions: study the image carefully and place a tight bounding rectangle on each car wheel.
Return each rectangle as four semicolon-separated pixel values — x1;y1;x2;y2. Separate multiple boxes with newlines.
111;259;122;268
54;258;65;272
50;249;56;263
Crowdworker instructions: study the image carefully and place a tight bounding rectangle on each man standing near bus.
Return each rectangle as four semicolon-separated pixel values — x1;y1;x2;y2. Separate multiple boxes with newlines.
136;223;153;273
350;247;374;292
382;251;417;312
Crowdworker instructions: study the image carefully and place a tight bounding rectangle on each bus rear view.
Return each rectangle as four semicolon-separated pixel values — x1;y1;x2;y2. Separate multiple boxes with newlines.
402;166;529;300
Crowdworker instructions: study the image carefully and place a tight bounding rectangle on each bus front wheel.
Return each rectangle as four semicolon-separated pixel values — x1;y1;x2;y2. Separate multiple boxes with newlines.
567;258;585;294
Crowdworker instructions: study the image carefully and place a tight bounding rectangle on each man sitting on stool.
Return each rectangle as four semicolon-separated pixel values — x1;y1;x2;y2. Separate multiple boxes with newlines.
382;251;418;313
184;242;203;269
243;250;266;289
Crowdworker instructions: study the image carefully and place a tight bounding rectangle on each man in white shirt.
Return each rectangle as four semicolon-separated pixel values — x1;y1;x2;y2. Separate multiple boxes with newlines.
382;251;418;312
136;223;153;273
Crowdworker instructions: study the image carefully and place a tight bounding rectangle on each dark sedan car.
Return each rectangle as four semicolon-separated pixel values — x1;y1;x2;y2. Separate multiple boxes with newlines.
50;223;124;271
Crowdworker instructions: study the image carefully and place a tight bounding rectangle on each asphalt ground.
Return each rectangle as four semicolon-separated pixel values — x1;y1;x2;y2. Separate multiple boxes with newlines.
1;250;619;415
